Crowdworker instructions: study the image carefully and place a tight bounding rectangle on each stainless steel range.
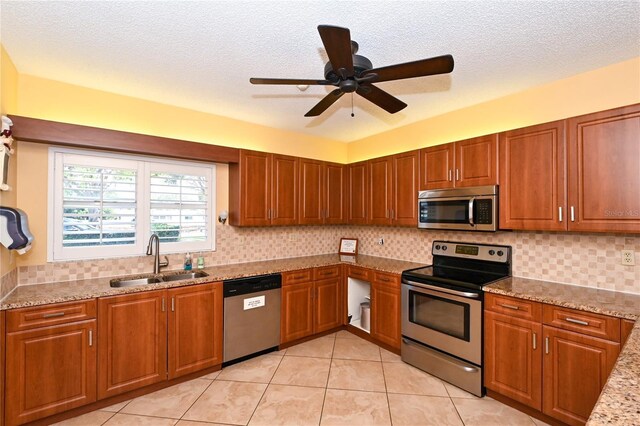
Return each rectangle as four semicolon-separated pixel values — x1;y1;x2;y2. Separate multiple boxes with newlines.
401;241;511;397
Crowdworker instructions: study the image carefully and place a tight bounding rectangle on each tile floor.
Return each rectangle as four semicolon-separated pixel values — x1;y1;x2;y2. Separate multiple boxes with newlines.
55;331;548;426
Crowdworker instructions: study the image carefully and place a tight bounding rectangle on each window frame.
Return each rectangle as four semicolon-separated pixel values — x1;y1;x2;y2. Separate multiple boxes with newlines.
48;147;216;262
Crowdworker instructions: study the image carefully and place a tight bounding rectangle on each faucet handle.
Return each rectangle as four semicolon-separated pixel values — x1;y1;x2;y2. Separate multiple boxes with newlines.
159;256;169;267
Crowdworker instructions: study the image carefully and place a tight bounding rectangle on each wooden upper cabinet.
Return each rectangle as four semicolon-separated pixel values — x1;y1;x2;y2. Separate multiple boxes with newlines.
420;144;454;190
369;156;394;225
229;150;298;226
325;163;347;224
499;121;566;231
393;150;420;226
97;290;167;400
420;135;497;190
567;104;640;233
348;161;369;224
168;283;223;380
299;158;324;225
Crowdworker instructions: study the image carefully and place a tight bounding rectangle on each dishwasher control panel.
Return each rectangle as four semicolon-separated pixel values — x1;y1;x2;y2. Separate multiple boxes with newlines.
223;273;282;297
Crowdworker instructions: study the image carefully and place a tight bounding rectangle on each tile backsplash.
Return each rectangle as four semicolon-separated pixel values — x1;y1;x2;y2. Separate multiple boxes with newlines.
14;224;640;294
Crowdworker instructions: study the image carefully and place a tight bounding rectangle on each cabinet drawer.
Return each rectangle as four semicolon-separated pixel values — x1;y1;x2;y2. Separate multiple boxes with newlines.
347;266;371;281
7;299;97;332
485;293;541;322
314;265;340;280
542;305;620;342
373;271;400;288
283;269;313;285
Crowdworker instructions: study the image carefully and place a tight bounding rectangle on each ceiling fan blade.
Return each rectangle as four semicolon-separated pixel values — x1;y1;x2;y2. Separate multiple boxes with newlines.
304;89;344;117
318;25;354;78
362;54;454;83
356;84;407;114
250;78;332;85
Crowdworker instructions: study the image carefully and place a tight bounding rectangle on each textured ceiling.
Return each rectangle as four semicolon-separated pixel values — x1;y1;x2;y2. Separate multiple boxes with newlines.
1;1;639;142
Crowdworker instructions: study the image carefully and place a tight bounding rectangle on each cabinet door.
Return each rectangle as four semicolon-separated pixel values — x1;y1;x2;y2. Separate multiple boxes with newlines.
499;121;566;230
5;320;97;425
455;134;498;187
1;311;4;426
543;326;619;426
271;154;299;225
98;290;167;399
298;158;324;225
419;144;454;190
567;105;640;233
393;150;419;226
325;163;347;224
348;161;369;224
280;282;314;343
371;276;401;349
315;278;342;333
233;150;271;226
168;283;223;379
484;311;542;410
369;156;393;225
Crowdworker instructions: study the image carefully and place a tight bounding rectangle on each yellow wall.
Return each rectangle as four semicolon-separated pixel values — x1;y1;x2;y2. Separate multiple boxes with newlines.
1;45;19;276
348;57;640;162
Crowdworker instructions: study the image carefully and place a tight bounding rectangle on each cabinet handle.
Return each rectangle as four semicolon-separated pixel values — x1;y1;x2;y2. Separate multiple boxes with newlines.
391;209;395;219
386;209;390;218
293;274;307;279
171;297;175;312
456;169;460;181
545;336;549;354
498;303;520;310
42;312;66;319
570;206;575;222
162;298;166;312
558;206;563;222
532;332;537;350
565;317;589;326
267;209;272;220
89;330;93;347
448;169;452;182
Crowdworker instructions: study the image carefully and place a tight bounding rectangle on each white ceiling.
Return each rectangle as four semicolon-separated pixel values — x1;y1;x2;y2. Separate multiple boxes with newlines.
1;1;639;142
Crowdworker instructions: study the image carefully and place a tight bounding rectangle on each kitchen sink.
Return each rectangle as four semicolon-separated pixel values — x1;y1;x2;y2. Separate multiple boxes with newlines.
110;276;163;287
162;271;209;282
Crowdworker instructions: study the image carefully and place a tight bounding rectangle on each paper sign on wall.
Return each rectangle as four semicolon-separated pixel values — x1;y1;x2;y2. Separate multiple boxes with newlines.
244;295;265;310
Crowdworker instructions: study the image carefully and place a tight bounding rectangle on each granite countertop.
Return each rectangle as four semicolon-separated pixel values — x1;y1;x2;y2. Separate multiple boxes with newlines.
0;254;425;311
485;277;640;426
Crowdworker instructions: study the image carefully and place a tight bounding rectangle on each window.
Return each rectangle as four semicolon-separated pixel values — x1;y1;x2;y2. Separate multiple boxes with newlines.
49;148;215;261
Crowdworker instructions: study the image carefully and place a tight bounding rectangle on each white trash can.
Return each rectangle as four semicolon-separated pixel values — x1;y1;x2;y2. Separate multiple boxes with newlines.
360;301;371;331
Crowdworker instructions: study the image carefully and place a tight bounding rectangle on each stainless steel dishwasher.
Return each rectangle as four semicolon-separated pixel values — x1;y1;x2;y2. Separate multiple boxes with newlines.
223;273;281;365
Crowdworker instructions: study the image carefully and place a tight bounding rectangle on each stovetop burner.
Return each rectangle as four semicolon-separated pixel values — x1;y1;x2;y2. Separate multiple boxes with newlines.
403;265;508;288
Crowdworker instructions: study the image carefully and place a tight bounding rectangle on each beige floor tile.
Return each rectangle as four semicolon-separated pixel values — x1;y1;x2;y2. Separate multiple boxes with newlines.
199;370;221;380
332;337;381;361
103;413;178;425
176;421;228;426
387;393;463;426
334;330;360;339
269;348;288;356
444;382;481;399
383;362;448;396
530;416;551;426
327;359;386;392
271;356;331;387
100;400;131;412
248;384;325;426
379;348;402;362
53;410;115;425
216;354;282;383
285;336;335;358
183;380;267;424
452;397;537;426
121;379;211;419
321;389;390;426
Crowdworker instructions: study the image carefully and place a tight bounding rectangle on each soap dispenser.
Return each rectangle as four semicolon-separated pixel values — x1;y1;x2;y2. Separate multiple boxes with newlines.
184;252;193;271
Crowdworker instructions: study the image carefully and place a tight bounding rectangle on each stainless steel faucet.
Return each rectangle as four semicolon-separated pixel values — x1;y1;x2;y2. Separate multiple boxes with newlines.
146;233;169;274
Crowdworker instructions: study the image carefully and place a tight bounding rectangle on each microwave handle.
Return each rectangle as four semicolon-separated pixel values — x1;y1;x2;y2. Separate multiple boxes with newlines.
468;198;475;226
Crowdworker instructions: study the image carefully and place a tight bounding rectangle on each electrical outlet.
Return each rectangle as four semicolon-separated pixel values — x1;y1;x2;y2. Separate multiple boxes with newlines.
621;250;635;266
378;238;384;246
289;234;296;242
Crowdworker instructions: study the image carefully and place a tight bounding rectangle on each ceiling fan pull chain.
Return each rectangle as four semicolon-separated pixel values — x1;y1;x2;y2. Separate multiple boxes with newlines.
351;93;355;117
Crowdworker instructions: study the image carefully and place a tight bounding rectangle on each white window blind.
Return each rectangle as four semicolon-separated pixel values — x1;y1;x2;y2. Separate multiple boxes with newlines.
49;148;215;261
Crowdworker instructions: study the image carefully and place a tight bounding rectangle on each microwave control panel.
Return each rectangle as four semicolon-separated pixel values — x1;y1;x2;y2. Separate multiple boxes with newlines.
475;199;493;224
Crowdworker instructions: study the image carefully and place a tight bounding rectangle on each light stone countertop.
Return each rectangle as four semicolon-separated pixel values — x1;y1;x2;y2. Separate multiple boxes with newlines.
0;254;424;311
484;277;640;426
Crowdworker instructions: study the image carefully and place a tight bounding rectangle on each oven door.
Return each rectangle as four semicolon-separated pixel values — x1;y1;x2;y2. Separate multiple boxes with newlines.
401;280;482;365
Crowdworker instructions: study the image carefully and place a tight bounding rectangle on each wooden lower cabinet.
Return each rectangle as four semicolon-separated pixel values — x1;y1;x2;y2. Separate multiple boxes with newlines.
484;311;542;410
314;277;341;333
280;281;315;343
370;274;401;349
97;290;168;400
5;320;97;425
542;326;619;426
168;283;223;379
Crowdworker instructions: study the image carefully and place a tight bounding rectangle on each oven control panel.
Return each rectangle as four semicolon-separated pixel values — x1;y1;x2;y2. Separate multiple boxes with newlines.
432;241;510;263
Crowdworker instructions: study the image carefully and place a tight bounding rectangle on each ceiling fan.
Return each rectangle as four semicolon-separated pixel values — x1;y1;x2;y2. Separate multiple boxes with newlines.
250;25;454;117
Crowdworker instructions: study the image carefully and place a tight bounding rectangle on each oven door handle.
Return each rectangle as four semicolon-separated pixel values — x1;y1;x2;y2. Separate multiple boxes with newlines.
402;280;480;299
468;197;475;226
402;338;479;373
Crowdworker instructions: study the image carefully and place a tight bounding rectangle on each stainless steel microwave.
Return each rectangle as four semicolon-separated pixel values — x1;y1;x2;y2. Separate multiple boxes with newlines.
417;185;498;231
